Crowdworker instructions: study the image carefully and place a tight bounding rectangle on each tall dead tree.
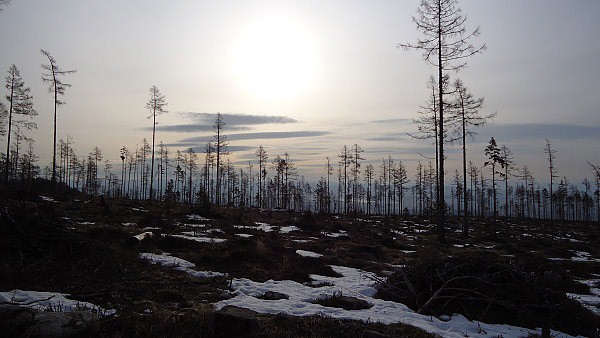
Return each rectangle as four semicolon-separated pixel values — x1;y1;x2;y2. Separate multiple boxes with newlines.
588;162;600;223
499;144;515;217
450;78;494;236
41;50;76;189
484;137;505;220
544;139;558;220
145;85;167;200
400;0;485;242
255;145;268;208
4;65;36;184
213;113;229;205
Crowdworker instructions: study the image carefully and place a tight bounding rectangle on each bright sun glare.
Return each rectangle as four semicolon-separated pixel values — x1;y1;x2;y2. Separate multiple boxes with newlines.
234;15;317;101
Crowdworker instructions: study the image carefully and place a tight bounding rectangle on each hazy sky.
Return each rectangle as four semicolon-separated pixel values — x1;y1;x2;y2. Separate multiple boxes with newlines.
1;0;599;184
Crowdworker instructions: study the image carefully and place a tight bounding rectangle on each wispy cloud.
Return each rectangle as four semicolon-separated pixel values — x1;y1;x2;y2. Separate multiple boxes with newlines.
180;131;330;143
145;124;249;133
143;112;299;133
184;112;298;126
370;118;411;124
482;122;600;141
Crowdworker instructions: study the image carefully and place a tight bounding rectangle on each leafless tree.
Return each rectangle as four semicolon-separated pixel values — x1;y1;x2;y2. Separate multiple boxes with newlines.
145;85;167;200
213;113;229;205
400;0;486;242
450;78;494;235
4;64;36;184
544;139;558;220
41;49;76;189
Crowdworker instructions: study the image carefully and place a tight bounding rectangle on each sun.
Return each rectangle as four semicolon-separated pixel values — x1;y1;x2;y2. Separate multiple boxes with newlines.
233;15;317;101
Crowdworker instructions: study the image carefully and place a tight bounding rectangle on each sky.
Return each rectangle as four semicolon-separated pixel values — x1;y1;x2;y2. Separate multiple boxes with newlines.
0;0;599;185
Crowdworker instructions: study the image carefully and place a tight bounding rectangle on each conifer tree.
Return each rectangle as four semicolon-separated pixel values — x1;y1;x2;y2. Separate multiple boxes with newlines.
401;0;485;242
145;85;167;200
41;50;76;189
4;65;36;184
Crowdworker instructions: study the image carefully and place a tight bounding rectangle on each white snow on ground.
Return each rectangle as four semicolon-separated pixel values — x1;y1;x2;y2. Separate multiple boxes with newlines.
236;233;253;238
139;252;576;338
140;252;226;278
568;278;600;315
133;231;154;241
39;196;56;202
292;239;312;243
215;265;574;338
548;251;600;263
255;222;276;232
234;223;276;232
322;230;348;238
122;222;136;226
295;250;323;258
78;221;96;225
0;290;115;316
280;225;300;233
571;251;600;263
179;222;206;228
187;214;211;221
171;234;227;243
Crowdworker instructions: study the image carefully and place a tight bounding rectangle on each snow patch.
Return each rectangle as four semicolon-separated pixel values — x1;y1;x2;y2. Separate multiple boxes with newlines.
280;225;300;233
0;290;115;316
171;234;227;243
187;214;211;221
215;265;574;338
140;252;225;278
296;250;323;258
236;233;253;238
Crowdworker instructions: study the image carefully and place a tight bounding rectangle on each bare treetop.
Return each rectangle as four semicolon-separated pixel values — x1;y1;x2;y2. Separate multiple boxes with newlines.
400;0;486;71
41;49;77;106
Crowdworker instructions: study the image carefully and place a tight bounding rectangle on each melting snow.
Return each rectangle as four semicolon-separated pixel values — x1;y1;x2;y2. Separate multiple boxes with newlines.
322;230;348;238
0;290;115;316
140;252;225;278
236;233;253;238
139;252;574;337
133;231;154;241
296;250;323;258
39;196;56;202
171;234;227;243
280;225;300;233
215;265;574;338
568;278;600;315
187;214;211;221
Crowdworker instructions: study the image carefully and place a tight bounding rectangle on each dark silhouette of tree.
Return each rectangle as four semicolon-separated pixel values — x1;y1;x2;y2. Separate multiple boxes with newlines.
450;78;493;236
0;0;10;12
544;139;558;220
4;64;36;184
588;162;600;223
484;137;505;219
351;144;365;212
400;0;485;242
41;49;76;189
499;145;515;217
255;145;268;208
325;156;333;213
364;163;374;215
394;160;409;216
213;113;228;205
145;85;167;200
338;146;352;213
120;146;127;196
0;101;6;138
